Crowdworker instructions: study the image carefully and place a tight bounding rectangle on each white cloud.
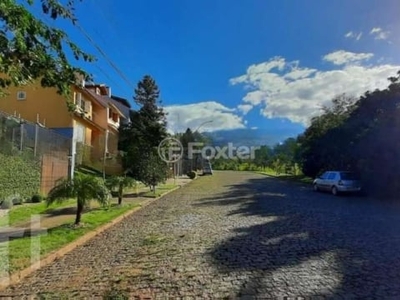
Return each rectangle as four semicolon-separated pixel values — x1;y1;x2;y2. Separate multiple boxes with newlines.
370;27;390;40
165;101;245;133
237;104;253;114
323;50;373;65
344;31;363;41
230;53;400;126
251;127;258;130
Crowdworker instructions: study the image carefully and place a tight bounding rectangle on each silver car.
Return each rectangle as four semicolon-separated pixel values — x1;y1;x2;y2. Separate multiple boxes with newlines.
313;171;362;195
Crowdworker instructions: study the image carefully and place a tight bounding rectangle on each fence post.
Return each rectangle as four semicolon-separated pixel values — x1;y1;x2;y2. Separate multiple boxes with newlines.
34;124;39;157
19;122;24;152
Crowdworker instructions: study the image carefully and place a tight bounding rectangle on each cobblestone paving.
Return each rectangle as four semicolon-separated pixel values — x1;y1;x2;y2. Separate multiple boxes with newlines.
1;171;400;299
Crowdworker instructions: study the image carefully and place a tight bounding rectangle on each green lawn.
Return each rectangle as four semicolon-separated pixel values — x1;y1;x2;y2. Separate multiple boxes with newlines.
0;181;180;278
0;203;140;276
0;199;76;227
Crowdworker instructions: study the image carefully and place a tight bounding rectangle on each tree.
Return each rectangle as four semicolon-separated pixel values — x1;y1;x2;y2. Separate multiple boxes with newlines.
179;128;195;173
296;71;400;198
106;175;137;205
0;0;94;96
253;145;272;170
298;94;357;177
138;149;168;192
119;75;169;189
46;173;110;225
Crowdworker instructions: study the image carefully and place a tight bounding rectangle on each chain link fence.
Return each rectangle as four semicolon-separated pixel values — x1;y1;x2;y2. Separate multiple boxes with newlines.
0;110;71;201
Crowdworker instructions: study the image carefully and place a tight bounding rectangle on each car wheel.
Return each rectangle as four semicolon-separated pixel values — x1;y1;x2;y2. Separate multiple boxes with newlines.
331;186;338;196
313;184;319;192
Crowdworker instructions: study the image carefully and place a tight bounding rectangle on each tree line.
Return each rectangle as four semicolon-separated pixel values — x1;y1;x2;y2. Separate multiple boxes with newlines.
213;72;400;198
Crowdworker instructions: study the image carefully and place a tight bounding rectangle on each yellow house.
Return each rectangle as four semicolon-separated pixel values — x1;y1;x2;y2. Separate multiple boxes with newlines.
0;80;129;175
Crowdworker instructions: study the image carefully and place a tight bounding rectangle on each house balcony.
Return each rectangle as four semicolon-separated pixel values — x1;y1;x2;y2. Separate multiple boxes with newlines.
74;107;93;120
108;118;120;129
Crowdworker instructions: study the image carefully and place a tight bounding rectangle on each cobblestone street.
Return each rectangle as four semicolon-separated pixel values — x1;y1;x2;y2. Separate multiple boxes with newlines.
2;171;400;299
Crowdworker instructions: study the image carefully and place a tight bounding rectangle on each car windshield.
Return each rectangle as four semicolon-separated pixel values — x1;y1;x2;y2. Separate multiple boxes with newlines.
340;172;359;180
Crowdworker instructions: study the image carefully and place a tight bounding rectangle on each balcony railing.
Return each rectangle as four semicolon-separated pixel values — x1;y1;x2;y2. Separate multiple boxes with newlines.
108;118;120;129
75;141;123;175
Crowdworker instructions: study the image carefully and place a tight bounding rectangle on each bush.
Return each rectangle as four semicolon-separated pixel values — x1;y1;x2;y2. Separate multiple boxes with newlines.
0;153;41;200
103;287;129;300
1;198;13;209
12;195;22;205
31;194;43;203
187;170;197;179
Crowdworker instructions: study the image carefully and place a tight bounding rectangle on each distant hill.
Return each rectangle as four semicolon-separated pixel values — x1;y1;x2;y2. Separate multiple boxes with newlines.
202;127;304;147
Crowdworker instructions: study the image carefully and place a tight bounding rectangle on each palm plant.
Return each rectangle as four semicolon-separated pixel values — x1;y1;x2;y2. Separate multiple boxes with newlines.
47;173;110;225
106;175;137;205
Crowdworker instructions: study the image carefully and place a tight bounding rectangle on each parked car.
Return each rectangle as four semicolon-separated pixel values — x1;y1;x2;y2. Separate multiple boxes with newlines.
313;171;362;195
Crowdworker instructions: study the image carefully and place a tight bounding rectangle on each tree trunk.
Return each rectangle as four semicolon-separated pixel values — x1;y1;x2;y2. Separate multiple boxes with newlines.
118;185;123;205
75;200;84;225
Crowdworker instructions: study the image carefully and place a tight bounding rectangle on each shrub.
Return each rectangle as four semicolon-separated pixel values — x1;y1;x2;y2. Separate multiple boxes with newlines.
31;194;43;203
187;170;197;179
103;287;129;300
0;153;41;200
1;198;13;209
12;195;22;205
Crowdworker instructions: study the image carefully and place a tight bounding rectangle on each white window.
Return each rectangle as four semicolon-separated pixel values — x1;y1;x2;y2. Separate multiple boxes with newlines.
17;91;26;100
74;93;86;111
84;101;91;113
75;123;85;143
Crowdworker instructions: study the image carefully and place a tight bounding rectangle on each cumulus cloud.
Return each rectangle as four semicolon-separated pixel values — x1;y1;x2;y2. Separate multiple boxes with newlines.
370;27;390;40
323;50;373;65
230;52;400;126
237;104;253;114
345;31;363;41
164;101;245;133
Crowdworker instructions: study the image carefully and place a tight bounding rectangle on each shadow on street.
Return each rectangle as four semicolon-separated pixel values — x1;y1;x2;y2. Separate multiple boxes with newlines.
195;174;400;298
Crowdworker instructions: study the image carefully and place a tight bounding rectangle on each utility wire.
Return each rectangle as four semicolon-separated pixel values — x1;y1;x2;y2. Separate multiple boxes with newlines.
74;22;135;90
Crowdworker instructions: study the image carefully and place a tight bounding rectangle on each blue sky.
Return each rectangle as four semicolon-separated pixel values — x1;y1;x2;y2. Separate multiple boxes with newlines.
34;0;400;140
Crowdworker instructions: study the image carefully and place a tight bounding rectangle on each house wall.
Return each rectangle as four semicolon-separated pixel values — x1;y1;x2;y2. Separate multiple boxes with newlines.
0;82;124;175
94;106;108;129
0;83;73;127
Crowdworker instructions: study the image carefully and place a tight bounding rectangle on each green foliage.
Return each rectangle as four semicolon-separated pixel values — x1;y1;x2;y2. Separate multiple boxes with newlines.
187;170;197;179
31;194;43;203
102;287;129;300
3;202;140;276
297;72;400;198
0;153;41;201
106;175;136;204
297;94;357;177
12;195;22;205
119;75;169;188
47;173;110;224
212;157;239;171
138;149;169;190
0;0;94;96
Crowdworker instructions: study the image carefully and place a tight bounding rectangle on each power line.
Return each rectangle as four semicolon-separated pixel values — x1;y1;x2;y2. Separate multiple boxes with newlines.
74;22;135;90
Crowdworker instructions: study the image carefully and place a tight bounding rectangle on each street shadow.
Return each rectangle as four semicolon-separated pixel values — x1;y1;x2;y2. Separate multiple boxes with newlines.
197;175;400;298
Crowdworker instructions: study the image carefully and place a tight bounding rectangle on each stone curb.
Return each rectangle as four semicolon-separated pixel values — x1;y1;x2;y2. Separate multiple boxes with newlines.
0;185;183;291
